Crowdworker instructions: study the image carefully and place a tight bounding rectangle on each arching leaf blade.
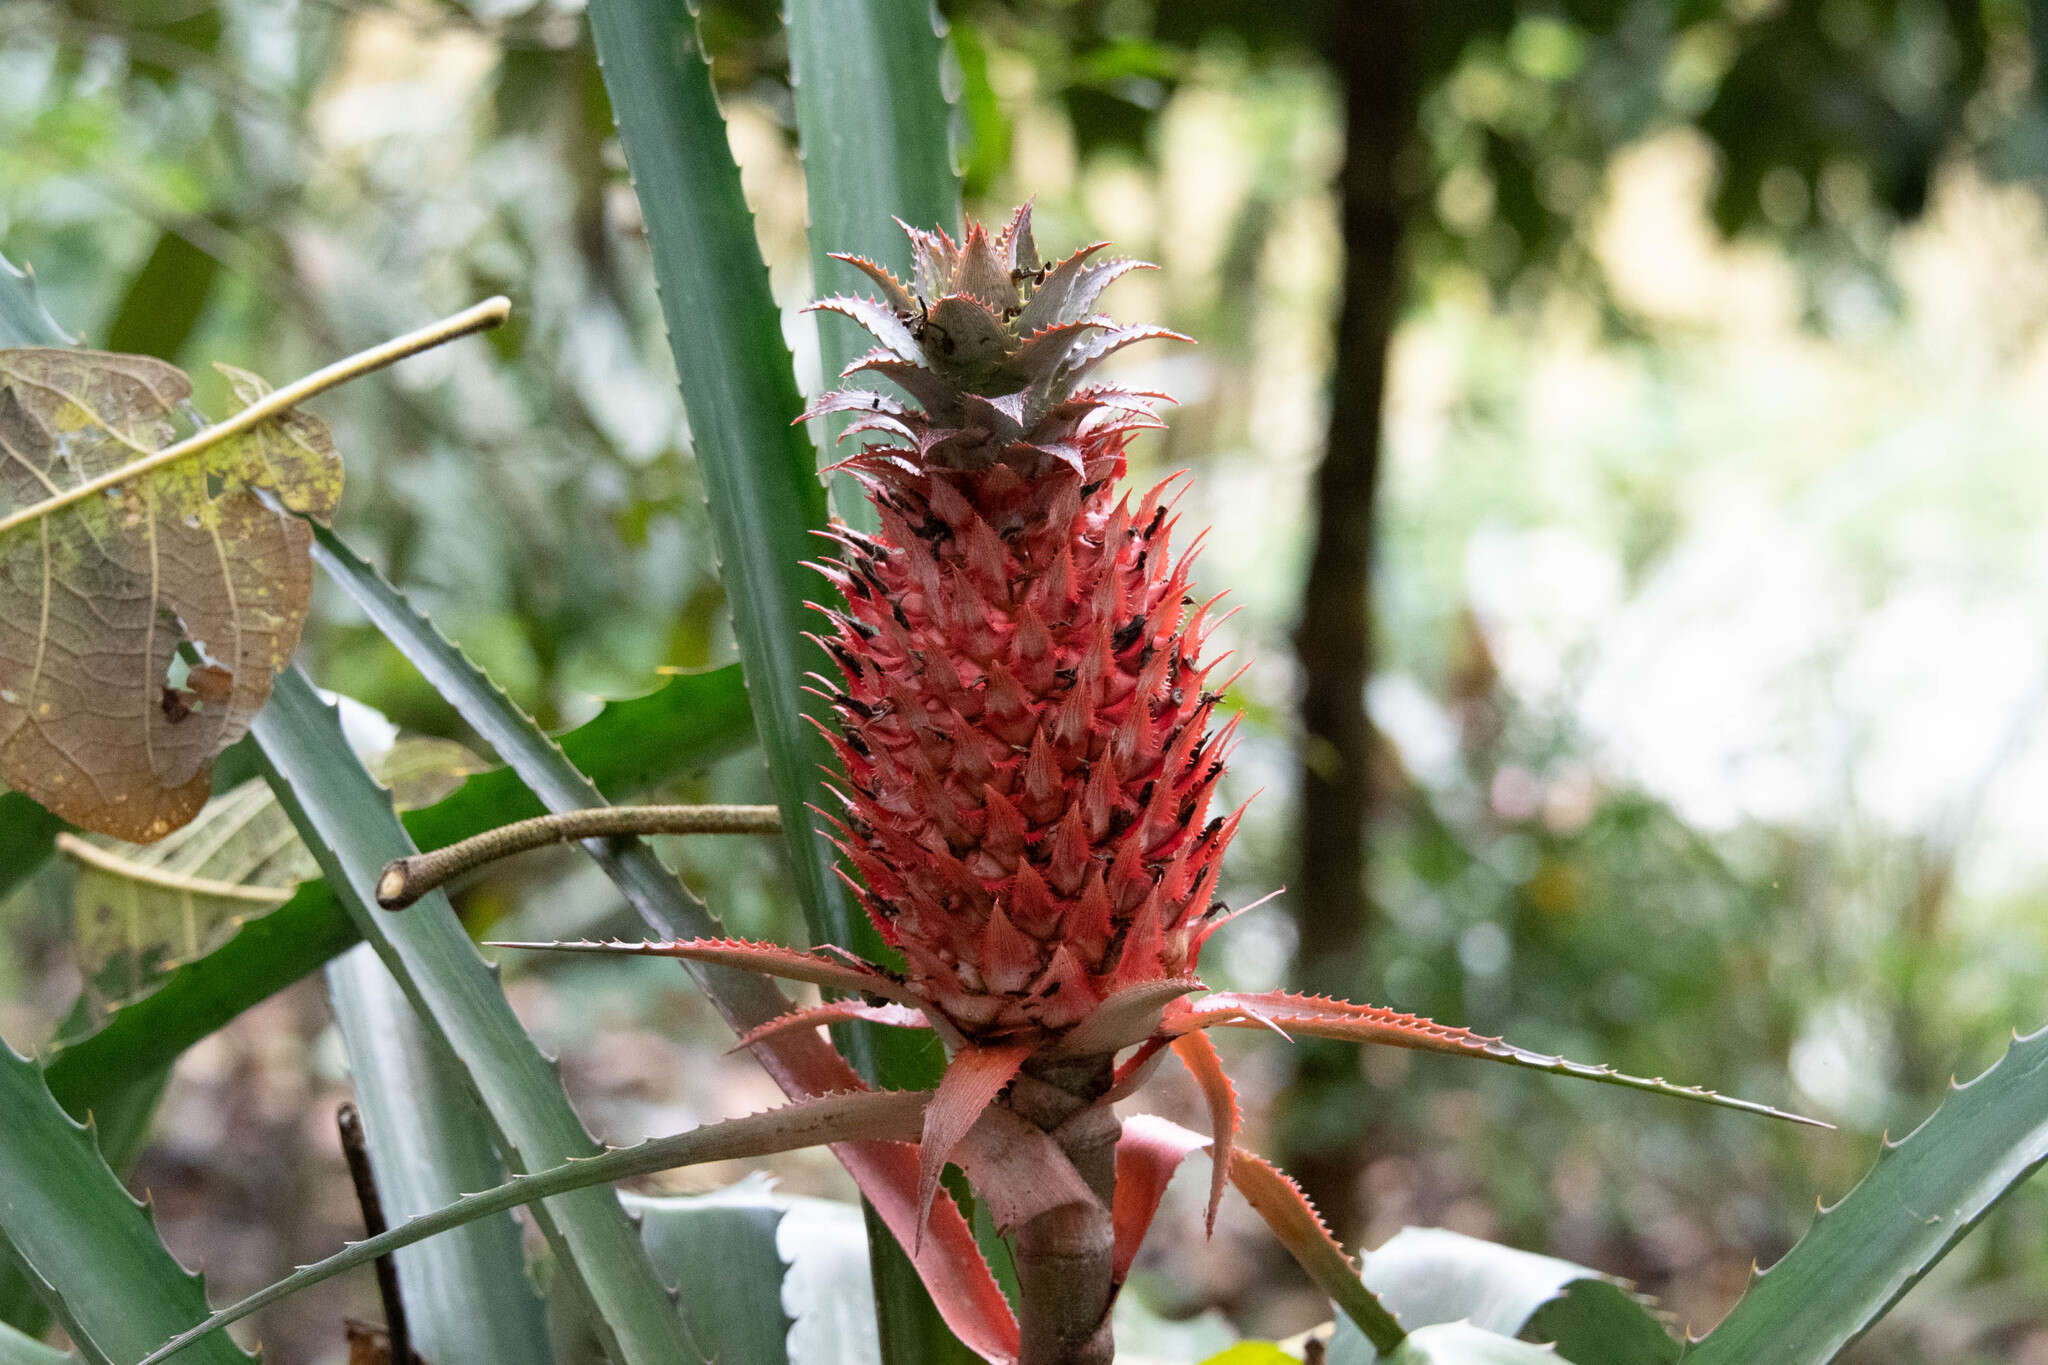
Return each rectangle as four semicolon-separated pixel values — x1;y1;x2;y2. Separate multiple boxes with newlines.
0;1039;251;1365
1689;1024;2048;1363
248;668;698;1365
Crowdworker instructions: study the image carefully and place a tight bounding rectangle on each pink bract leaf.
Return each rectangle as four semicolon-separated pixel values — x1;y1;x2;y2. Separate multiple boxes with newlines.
839;1134;1023;1362
1169;1030;1239;1236
918;1042;1035;1240
1228;1146;1406;1356
728;1000;932;1053
1173;991;1831;1128
1111;1114;1208;1283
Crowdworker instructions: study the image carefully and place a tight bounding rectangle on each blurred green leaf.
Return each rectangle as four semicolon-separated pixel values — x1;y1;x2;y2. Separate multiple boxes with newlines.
0;1320;70;1365
0;793;64;905
1386;1323;1565;1364
0;252;72;349
66;778;316;1017
1328;1227;1676;1365
1691;1024;2048;1364
103;228;220;362
0;1040;250;1365
327;943;554;1365
250;666;698;1365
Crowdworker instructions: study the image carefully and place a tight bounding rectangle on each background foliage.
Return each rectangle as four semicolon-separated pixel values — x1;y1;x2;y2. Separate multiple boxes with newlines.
8;0;2048;1361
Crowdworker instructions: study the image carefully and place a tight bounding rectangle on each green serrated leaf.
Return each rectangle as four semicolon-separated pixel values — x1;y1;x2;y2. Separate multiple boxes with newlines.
584;0;867;1003
1326;1227;1675;1365
326;944;552;1365
0;1039;251;1365
585;8;959;1351
248;666;699;1365
1690;1024;2048;1363
624;1185;792;1365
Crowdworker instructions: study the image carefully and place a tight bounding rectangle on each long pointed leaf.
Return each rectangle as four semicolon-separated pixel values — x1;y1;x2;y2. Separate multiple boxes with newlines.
1177;992;1826;1127
584;8;965;1350
249;668;697;1365
585;0;860;984
1690;1023;2048;1362
326;944;552;1365
136;1090;930;1365
786;0;958;528
0;1040;250;1365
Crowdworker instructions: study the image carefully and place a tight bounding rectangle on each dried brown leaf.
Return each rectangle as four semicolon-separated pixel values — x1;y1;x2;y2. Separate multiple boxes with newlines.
0;350;340;840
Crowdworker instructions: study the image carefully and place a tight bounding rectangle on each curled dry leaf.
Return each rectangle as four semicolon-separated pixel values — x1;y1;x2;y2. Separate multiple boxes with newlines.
0;350;340;841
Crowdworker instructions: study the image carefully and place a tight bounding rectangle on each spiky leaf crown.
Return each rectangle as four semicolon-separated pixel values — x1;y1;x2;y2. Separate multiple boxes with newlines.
804;203;1186;480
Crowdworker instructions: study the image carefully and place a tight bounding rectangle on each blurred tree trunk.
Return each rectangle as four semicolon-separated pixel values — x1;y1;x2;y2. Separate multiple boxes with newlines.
1276;0;1421;1246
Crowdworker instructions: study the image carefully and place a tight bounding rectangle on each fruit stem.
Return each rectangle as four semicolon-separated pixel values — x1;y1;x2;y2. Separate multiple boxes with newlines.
1006;1055;1119;1365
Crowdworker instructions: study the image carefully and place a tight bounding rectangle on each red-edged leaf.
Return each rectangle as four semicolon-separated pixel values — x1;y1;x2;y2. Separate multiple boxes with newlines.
1111;1114;1207;1283
1228;1146;1405;1356
1174;991;1830;1129
840;1136;1022;1362
730;1000;932;1052
918;1042;1034;1240
734;1027;1020;1362
1169;1030;1239;1235
487;936;923;1008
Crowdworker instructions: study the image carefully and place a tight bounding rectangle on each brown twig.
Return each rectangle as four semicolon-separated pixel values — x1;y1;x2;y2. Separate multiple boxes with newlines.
376;804;782;910
336;1102;413;1365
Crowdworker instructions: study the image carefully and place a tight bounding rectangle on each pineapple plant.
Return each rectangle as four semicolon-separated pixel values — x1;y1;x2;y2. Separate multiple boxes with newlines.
486;206;1821;1365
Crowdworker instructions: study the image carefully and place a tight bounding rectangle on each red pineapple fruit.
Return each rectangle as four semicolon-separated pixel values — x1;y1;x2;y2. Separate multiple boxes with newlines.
486;206;1826;1365
804;203;1238;1048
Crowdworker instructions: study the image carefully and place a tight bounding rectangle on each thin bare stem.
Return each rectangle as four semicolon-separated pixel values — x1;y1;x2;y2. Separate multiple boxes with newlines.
55;833;294;905
377;804;782;910
0;297;511;540
336;1102;413;1365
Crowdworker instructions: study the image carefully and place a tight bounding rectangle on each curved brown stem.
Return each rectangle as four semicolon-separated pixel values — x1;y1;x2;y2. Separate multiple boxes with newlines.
376;804;781;909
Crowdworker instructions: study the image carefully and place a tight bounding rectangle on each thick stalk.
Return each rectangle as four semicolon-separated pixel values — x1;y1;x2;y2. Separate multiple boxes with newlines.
1280;0;1422;1245
1004;1056;1118;1365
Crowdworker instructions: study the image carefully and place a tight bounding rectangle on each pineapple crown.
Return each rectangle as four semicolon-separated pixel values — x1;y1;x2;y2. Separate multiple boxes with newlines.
802;203;1187;477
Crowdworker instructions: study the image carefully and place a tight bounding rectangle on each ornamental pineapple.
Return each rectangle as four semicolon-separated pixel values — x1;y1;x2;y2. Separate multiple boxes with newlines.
805;204;1242;1048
